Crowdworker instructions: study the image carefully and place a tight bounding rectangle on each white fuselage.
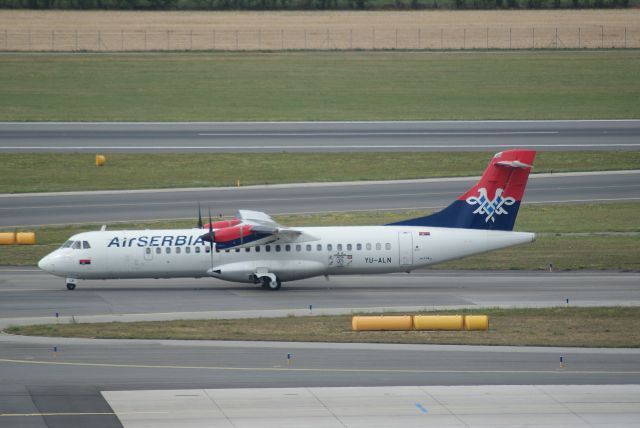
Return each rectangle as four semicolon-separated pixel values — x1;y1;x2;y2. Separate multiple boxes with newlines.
38;226;535;284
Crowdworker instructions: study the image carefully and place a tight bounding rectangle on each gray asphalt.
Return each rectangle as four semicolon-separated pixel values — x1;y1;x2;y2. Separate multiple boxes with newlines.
1;120;640;152
2;270;640;427
2;171;639;228
2;269;640;320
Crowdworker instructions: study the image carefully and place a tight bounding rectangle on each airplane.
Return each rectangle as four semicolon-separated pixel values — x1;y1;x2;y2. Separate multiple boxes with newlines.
38;150;536;291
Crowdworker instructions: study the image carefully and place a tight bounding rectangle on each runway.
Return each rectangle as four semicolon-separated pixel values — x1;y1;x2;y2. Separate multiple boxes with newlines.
2;270;640;427
1;120;640;152
2;170;639;227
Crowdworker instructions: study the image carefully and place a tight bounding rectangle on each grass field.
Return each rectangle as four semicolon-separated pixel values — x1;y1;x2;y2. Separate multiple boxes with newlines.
1;51;639;121
7;307;639;347
2;202;639;269
2;151;639;193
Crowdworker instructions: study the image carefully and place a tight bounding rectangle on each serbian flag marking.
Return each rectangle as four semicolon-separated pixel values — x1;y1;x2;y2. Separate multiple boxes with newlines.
79;259;91;265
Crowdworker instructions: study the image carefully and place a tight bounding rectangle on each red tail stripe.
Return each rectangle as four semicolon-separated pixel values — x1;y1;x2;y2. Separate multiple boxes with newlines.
459;150;536;202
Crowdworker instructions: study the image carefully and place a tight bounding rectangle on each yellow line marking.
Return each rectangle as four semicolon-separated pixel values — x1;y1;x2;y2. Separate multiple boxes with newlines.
1;358;639;375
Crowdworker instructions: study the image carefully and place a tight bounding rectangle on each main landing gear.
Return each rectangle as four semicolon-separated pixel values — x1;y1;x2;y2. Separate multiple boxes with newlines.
260;275;281;291
66;278;77;290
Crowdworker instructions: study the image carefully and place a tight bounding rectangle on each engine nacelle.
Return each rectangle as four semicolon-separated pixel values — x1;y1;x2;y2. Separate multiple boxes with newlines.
204;218;241;230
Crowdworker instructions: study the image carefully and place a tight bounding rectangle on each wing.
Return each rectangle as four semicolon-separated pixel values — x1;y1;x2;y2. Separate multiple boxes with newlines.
209;210;318;250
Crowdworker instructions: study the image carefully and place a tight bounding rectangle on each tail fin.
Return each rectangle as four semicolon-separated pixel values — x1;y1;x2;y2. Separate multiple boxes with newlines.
388;150;536;231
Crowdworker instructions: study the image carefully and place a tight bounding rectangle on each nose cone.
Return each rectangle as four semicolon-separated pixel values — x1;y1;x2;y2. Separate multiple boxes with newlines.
38;254;53;272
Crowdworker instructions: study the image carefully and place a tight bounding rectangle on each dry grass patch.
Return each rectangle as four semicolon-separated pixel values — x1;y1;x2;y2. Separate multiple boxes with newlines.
2;10;638;50
8;307;640;348
2;10;638;30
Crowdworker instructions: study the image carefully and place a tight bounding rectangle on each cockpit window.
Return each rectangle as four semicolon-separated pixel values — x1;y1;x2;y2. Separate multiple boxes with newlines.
61;240;73;248
72;241;82;249
82;241;91;249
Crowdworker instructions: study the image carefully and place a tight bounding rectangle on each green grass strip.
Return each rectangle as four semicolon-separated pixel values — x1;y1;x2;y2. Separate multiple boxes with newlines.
1;202;639;270
2;151;639;193
1;51;639;121
7;307;640;348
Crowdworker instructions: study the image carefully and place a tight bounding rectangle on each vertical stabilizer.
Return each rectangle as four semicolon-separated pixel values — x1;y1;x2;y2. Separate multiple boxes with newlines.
387;150;536;231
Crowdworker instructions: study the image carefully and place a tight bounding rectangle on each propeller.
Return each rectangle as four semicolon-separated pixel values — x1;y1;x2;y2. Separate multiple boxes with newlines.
197;201;203;229
208;206;214;254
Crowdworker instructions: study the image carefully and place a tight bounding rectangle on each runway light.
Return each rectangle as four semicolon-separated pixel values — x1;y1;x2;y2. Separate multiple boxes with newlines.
53;346;58;358
559;356;565;369
287;353;293;367
309;304;313;312
566;298;569;306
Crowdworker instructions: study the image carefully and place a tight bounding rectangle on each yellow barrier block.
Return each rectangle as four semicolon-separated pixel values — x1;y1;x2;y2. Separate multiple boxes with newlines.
413;315;464;331
96;154;106;167
16;232;36;245
464;315;489;331
0;232;16;245
352;316;413;331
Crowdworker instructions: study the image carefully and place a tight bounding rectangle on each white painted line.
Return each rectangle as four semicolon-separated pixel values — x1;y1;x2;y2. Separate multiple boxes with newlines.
197;131;560;136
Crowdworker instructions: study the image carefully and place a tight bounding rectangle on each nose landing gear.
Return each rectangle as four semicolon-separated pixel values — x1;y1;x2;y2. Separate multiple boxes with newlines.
65;278;77;290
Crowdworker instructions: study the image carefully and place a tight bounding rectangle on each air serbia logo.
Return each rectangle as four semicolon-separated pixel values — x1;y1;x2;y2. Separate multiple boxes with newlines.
465;187;516;223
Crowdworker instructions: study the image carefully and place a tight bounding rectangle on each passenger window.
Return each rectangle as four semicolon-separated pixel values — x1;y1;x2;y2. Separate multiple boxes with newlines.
256;246;261;252
366;243;372;250
83;241;91;249
166;247;171;254
235;248;240;253
347;244;352;251
245;247;251;252
385;243;391;250
155;247;161;254
275;245;281;252
317;244;322;251
337;244;343;251
176;247;181;254
327;244;332;251
195;246;201;253
285;244;291;252
306;244;312;251
225;250;230;253
356;244;362;250
376;243;381;250
265;245;271;252
205;246;211;253
145;248;151;254
296;244;301;252
186;247;191;254
62;240;73;248
72;241;82;249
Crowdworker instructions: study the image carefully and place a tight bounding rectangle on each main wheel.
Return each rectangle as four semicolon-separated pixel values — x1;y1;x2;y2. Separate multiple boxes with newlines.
261;276;281;290
66;283;76;290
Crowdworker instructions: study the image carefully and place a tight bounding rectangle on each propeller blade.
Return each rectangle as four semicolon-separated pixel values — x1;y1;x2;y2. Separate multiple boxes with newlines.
197;201;203;229
208;206;214;252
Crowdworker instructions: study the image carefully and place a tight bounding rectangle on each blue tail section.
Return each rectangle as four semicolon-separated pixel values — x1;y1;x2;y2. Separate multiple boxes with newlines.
387;150;536;231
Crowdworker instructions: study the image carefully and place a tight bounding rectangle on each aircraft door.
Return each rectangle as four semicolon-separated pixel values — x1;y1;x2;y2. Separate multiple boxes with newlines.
398;231;413;266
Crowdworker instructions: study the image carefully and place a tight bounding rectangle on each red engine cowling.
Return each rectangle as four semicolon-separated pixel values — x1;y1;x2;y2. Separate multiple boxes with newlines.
214;224;253;243
204;218;241;230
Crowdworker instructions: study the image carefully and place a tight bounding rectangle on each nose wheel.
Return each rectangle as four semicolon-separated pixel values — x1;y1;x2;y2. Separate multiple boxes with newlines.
66;278;77;290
